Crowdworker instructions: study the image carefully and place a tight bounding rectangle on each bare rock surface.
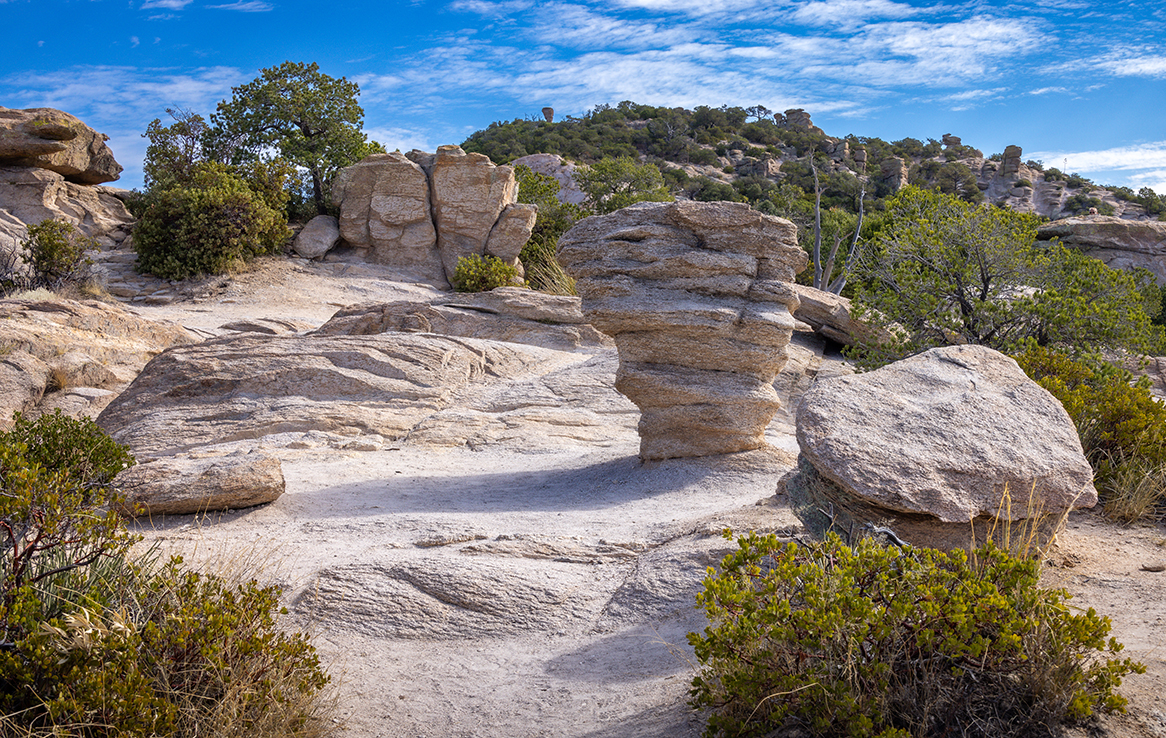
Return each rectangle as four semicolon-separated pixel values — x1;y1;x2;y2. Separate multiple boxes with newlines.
793;344;1096;549
510;153;587;205
1038;215;1166;284
312;286;612;351
97;332;580;457
115;452;285;516
0;165;133;249
791;283;892;346
0;297;196;426
0;107;122;184
558;200;807;460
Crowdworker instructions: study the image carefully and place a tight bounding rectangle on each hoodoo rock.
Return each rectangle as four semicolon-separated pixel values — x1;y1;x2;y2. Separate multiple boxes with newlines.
788;344;1096;550
0;107;122;185
557;200;807;461
431;145;520;277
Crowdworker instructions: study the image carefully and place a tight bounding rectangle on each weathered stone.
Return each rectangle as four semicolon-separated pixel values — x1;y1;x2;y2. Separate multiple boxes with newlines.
1037;215;1166;284
0;298;196;426
791;283;894;347
942;133;962;148
879;156;909;192
735;157;781;178
783;109;814;129
485;203;537;265
791;344;1096;549
431;145;519;279
114;452;284;516
1002;144;1023;176
312;288;612;351
558;200;807;460
219;317;315;335
541;107;554;123
511;153;587;205
96;332;577;456
0;165;133;247
332;152;445;285
0;107;122;184
293;214;340;259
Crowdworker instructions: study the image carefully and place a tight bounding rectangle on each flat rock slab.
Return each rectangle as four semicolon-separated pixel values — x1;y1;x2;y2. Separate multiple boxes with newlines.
797;344;1096;526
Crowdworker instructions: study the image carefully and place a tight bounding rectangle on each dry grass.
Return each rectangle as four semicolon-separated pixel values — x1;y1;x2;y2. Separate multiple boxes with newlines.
1098;458;1166;524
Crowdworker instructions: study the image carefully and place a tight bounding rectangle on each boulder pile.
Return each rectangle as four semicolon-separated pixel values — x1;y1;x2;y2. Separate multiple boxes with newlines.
1038;215;1166;284
557;200;807;461
331;145;536;288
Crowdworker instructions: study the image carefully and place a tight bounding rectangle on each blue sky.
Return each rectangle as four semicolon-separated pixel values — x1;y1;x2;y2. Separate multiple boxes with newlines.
3;0;1165;193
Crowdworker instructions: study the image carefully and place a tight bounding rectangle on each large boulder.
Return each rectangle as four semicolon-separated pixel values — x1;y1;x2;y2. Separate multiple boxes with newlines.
114;452;285;516
510;153;587;205
791;283;893;347
293;214;340;259
431;145;519;279
96;332;581;457
557;200;807;460
1038;215;1166;284
313;286;612;351
0;298;197;426
788;344;1096;550
0;166;133;249
331;152;445;284
0;107;122;184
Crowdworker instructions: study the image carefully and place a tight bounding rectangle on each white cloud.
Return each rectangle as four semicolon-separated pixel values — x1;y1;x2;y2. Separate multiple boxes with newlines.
1028;86;1068;94
131;36;140;47
364;126;440;154
140;0;192;9
1129;170;1166;195
1028;142;1166;173
608;0;769;14
789;0;931;31
206;0;275;9
1095;52;1166;78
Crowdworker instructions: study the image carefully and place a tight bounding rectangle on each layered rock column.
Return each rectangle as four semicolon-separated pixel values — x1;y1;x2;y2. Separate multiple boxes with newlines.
557;201;807;460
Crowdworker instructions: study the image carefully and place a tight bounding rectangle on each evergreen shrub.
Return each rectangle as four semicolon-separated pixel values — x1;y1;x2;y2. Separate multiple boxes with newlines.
451;254;522;292
690;531;1143;738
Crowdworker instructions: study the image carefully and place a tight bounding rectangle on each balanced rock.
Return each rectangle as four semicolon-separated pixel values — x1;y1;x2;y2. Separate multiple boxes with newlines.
114;452;284;516
1038;215;1166;284
791;283;893;347
0;107;122;184
790;344;1096;550
557;200;807;460
1001;144;1023;176
332;152;444;284
293;214;340;259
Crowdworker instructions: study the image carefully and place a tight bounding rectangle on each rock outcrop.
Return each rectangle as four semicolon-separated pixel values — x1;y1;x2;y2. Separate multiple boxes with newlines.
96;332;583;457
313;286;612;351
0;107;122;184
0;298;196;425
332;145;532;287
787;344;1096;550
0;166;133;252
1037;215;1166;284
879;156;909;192
511;153;587;205
557;201;807;461
791;284;893;347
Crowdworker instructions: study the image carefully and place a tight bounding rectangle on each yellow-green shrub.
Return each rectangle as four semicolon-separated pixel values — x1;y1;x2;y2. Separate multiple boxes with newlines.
451;253;521;292
689;531;1142;738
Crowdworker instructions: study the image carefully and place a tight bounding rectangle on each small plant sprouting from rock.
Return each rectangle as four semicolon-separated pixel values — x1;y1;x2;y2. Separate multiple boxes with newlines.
689;531;1143;738
452;253;522;292
2;219;94;296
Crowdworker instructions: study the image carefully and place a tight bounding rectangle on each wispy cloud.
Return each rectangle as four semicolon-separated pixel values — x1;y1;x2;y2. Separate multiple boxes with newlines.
1029;142;1166;175
364;126;440;154
140;0;193;9
789;0;933;31
206;0;275;10
1094;50;1166;78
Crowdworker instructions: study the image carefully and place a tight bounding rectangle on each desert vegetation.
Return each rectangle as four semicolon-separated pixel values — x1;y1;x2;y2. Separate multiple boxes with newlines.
0;412;334;737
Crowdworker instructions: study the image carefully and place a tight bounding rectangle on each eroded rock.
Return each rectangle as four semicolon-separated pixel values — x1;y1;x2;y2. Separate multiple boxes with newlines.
0;107;122;184
1038;215;1166;284
431;145;519;279
790;344;1096;550
114;452;284;516
558;200;807;460
293;214;340;259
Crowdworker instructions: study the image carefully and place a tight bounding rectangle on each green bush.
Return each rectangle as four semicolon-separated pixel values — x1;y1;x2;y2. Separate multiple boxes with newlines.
514;164;583;294
2;220;94;295
452;253;522;292
1014;346;1166;521
0;412;334;737
133;162;290;280
690;531;1143;738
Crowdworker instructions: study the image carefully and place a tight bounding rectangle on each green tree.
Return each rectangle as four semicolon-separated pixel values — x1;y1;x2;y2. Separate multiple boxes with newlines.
514;165;586;293
852;186;1162;366
212;61;381;214
574;156;674;214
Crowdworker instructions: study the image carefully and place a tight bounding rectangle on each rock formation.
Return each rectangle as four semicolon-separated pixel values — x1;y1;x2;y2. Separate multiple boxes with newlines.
942;133;962;148
0;298;196;426
1001;144;1023;176
791;283;893;347
786;344;1096;550
313;286;612;351
293;214;340;259
1037;215;1166;284
0;107;122;185
332;146;535;287
511;153;588;205
541;107;554;123
557;201;807;461
114;452;285;516
879;156;909;192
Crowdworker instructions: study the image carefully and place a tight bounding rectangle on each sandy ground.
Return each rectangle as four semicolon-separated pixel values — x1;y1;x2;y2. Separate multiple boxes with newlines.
116;255;1166;738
